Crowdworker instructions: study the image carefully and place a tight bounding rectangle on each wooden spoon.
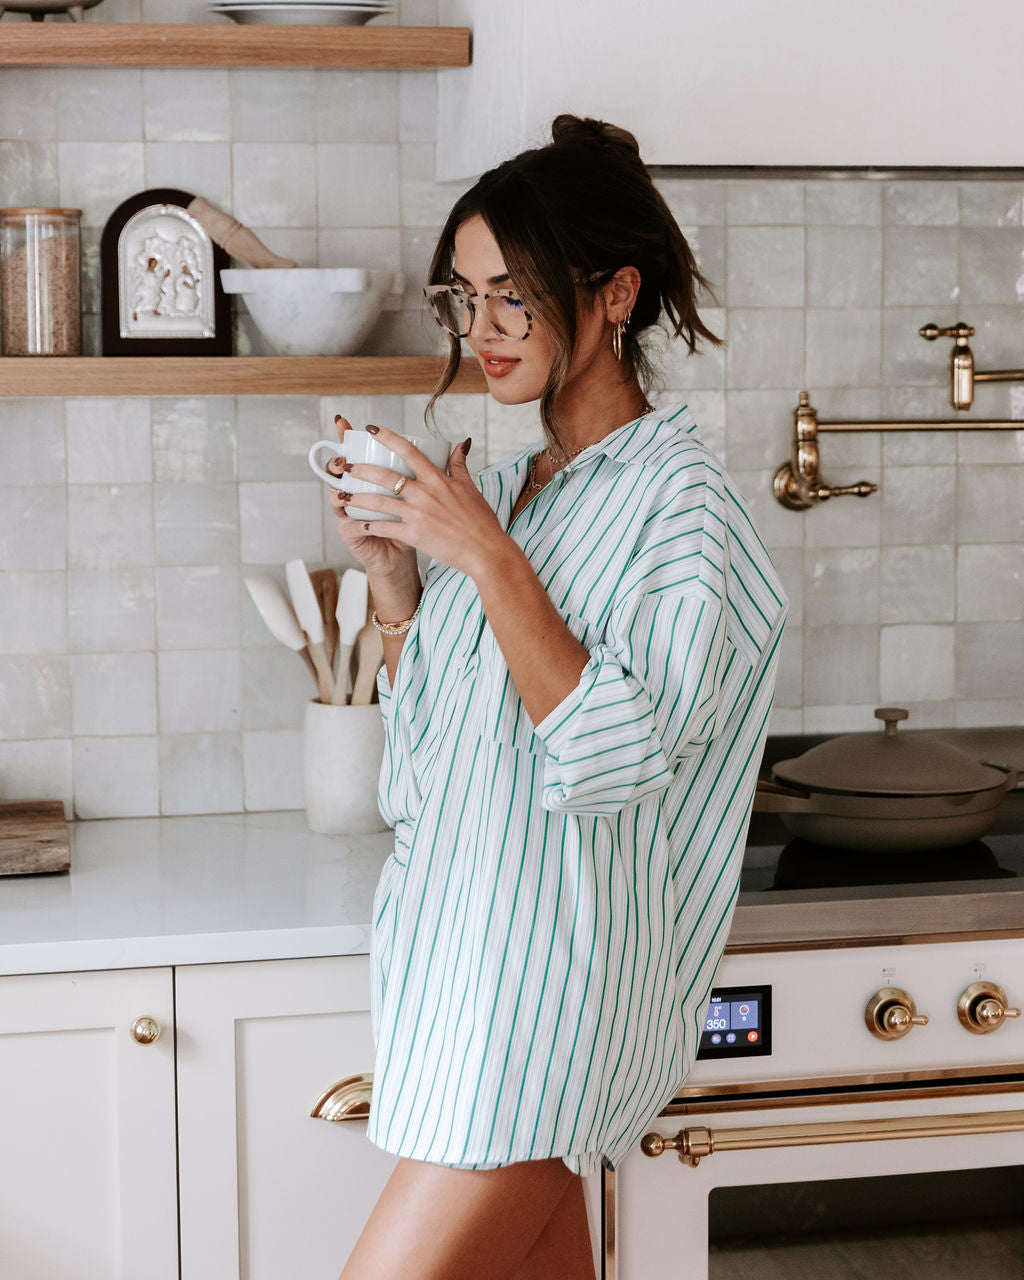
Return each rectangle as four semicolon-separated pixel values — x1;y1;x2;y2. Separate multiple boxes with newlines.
350;622;384;706
310;568;339;670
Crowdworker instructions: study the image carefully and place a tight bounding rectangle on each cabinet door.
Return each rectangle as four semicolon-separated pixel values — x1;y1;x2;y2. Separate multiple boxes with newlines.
438;0;1024;174
175;954;395;1280
0;967;178;1280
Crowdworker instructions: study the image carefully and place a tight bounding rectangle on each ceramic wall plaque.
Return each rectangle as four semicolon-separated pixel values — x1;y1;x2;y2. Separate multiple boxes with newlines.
100;188;231;356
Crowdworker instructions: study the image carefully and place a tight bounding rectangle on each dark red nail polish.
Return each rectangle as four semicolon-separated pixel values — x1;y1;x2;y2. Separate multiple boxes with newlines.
338;491;352;501
366;424;380;435
342;461;354;473
334;413;343;422
363;522;371;531
462;436;472;456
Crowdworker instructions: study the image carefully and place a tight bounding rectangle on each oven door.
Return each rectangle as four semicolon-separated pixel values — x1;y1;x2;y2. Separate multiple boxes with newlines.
608;1083;1024;1279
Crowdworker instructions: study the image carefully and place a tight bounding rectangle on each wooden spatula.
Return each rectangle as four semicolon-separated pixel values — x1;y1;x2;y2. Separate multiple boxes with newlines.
310;568;339;669
350;622;384;706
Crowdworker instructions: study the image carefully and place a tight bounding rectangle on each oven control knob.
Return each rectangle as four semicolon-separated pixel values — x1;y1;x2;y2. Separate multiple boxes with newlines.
864;987;929;1040
957;982;1021;1034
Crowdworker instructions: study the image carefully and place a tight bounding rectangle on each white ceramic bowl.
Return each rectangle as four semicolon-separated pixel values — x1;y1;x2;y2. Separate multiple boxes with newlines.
220;267;403;356
1;0;104;15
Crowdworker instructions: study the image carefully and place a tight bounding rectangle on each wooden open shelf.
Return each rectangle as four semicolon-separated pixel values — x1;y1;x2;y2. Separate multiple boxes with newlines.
0;23;470;68
0;356;486;397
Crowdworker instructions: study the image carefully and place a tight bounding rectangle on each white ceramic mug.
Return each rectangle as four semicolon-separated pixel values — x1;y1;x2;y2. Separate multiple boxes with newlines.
308;429;452;522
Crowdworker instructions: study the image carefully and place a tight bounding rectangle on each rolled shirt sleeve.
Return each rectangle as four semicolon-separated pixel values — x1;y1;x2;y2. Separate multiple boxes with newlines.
532;588;732;816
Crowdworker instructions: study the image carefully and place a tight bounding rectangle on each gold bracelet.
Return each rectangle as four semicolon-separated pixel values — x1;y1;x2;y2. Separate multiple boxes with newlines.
370;600;421;636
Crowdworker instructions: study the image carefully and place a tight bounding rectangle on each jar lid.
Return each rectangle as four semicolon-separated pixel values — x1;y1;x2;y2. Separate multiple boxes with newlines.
0;207;83;219
772;707;1006;797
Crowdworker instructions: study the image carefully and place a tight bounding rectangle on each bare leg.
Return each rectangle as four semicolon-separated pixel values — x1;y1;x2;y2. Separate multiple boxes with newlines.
511;1174;597;1280
339;1155;582;1280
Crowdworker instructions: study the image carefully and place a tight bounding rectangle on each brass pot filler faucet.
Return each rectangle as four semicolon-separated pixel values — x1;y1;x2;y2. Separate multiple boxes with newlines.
773;322;1024;510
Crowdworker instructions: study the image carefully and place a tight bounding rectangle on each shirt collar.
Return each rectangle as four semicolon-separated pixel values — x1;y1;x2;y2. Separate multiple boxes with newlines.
480;399;700;480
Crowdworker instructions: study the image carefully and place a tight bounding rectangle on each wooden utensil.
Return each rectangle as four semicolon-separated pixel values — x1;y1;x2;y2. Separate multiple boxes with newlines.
311;568;340;669
244;571;319;688
334;568;369;705
284;559;334;705
350;621;384;706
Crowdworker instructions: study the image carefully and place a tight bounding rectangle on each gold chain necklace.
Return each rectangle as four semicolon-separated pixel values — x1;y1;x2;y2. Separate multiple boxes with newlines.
524;402;654;495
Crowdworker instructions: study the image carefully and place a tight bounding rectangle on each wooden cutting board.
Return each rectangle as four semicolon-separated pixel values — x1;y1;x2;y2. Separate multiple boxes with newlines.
0;801;70;875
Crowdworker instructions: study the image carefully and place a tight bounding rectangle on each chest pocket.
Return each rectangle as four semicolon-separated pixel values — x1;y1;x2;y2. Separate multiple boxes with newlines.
475;609;606;755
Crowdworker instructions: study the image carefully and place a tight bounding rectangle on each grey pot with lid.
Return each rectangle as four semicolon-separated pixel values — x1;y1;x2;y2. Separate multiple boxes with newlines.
754;708;1019;852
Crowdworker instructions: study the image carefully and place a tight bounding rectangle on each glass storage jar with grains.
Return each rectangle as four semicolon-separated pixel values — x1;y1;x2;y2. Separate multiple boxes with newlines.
0;207;82;356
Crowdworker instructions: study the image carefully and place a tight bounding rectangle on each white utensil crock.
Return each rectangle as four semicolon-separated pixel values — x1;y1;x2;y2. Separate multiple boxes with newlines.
303;699;389;835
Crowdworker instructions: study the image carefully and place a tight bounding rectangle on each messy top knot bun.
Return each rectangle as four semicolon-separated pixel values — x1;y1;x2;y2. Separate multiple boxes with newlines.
427;114;720;451
550;113;642;157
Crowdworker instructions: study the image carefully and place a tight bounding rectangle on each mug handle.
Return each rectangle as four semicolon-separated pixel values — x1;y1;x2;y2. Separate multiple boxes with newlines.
308;439;346;489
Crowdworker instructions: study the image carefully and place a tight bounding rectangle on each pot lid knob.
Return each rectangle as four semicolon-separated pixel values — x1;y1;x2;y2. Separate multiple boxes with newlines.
875;707;909;738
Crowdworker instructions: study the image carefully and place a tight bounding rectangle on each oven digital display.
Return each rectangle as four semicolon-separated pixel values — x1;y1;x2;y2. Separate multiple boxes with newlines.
696;984;772;1059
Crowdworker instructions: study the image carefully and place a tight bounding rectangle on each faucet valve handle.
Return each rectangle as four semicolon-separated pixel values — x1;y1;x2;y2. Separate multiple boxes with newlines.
919;321;975;342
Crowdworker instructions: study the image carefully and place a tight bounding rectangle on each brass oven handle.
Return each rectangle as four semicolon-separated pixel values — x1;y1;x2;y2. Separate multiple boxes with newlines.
309;1072;374;1121
641;1108;1024;1168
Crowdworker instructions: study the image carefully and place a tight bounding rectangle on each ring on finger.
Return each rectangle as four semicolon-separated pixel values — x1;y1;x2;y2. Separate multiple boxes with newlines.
392;475;409;496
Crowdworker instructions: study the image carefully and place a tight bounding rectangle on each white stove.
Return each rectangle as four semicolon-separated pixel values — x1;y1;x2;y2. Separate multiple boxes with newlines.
606;733;1024;1280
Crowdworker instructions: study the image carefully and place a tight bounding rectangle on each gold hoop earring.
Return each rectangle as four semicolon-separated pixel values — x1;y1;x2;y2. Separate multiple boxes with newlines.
612;309;631;361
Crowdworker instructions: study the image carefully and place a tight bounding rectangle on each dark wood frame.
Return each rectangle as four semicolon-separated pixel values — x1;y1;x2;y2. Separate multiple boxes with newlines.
100;187;231;357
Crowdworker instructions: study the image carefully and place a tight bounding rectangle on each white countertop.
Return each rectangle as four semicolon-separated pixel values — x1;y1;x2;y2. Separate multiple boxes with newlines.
0;812;394;977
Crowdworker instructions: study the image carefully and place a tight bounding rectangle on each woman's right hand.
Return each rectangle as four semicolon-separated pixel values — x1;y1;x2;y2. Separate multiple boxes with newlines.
326;414;419;580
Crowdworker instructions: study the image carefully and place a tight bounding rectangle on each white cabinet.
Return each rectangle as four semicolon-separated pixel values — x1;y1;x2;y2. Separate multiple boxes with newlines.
438;0;1024;177
0;967;178;1280
175;954;395;1280
1;953;603;1278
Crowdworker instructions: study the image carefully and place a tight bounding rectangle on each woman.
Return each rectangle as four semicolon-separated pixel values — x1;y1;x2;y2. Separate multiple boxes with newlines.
326;115;787;1280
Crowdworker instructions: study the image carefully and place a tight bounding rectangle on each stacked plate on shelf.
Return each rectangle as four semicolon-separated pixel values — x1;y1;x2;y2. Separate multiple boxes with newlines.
210;1;393;24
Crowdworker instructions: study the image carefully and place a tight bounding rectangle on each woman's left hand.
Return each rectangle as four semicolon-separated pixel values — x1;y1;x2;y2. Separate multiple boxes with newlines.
340;425;507;580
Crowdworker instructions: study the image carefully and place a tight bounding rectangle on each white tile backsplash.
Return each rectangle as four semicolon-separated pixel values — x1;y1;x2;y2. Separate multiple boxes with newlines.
0;657;71;739
157;650;241;733
66;399;152;484
69;652;157;737
318;142;401;228
2;58;1022;815
0;401;65;484
242;729;304;811
57;141;145;227
159;732;244;815
239;482;325;565
73;735;159;818
726;227;805;308
0;489;67;571
151;398;238;484
56;69;142;143
67;569;155;653
232;142;318;226
142;69;231;143
156;566;241;650
0;573;68;655
154;483;239;566
879;624;955;702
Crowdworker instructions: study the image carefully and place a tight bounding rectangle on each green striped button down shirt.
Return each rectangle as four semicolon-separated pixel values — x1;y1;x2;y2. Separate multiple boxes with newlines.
366;402;787;1176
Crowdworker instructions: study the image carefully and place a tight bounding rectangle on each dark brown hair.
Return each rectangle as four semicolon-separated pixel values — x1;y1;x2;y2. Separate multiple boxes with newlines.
425;114;720;452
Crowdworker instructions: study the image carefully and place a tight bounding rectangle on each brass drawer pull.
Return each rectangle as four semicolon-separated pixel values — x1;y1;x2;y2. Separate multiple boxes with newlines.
310;1072;374;1121
641;1108;1024;1168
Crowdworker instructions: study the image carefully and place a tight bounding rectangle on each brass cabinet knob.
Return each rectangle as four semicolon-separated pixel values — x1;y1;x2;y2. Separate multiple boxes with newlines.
130;1016;161;1045
957;983;1021;1035
865;987;929;1040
